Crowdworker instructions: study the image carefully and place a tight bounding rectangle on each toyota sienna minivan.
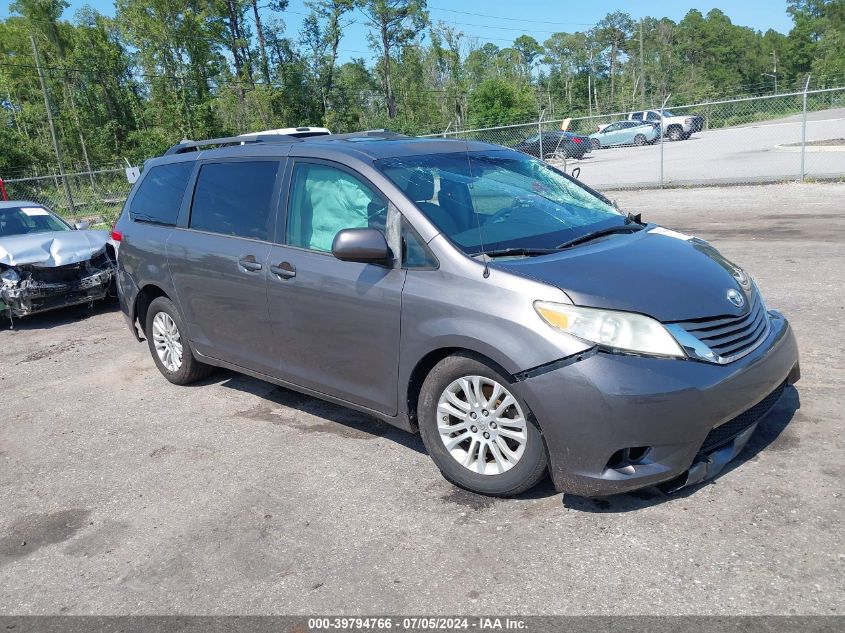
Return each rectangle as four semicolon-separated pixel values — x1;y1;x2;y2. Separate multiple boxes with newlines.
113;131;800;497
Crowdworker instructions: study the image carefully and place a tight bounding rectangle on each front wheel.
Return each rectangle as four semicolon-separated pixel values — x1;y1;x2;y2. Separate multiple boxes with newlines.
591;139;601;150
418;354;548;496
668;126;683;141
145;296;214;385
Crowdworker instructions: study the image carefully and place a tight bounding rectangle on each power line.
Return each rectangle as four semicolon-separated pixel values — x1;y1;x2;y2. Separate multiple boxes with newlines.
426;4;596;27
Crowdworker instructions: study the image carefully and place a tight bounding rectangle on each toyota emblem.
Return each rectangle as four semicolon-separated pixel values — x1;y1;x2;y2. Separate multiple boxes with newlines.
727;288;745;308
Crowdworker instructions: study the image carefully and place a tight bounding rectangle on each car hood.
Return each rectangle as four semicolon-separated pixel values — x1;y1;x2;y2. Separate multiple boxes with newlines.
0;230;109;267
492;226;753;322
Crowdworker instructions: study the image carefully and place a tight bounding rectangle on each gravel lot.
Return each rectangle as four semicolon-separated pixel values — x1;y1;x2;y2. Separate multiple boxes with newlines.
0;183;843;615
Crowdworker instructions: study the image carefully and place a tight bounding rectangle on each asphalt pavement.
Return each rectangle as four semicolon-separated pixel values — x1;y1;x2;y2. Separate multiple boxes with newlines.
571;108;845;189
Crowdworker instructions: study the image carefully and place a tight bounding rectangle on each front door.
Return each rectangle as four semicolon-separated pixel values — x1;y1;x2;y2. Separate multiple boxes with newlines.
266;160;405;414
167;159;282;374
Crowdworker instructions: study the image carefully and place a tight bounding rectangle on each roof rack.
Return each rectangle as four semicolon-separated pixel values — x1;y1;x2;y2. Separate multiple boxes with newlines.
321;129;411;141
164;134;302;155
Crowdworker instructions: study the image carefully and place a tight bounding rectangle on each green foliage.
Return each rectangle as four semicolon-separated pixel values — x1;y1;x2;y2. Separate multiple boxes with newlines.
0;0;843;176
468;78;537;128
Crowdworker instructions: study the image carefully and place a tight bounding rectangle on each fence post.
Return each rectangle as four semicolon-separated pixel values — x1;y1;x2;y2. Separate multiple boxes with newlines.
538;109;545;160
800;75;811;182
659;93;671;188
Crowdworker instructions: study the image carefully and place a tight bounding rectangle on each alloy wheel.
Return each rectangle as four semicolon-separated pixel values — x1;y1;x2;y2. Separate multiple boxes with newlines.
437;376;528;475
152;311;183;372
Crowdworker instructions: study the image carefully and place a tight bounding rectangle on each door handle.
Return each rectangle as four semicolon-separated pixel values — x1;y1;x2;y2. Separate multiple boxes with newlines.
239;255;263;272
270;261;296;279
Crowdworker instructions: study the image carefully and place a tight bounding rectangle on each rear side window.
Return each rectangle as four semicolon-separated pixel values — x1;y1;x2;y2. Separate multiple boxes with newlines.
631;112;643;120
129;162;193;225
189;161;280;241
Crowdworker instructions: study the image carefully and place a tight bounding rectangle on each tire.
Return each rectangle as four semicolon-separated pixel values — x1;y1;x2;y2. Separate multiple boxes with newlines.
634;134;646;146
591;139;601;151
668;126;683;142
145;296;213;385
418;353;548;497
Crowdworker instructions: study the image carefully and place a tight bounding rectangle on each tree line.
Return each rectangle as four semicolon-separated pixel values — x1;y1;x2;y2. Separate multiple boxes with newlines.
1;0;844;176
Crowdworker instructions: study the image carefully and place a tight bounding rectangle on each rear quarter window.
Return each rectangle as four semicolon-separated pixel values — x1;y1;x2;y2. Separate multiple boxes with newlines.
129;162;194;225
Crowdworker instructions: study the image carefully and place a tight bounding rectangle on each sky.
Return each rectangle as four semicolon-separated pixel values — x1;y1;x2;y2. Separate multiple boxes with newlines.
2;0;795;64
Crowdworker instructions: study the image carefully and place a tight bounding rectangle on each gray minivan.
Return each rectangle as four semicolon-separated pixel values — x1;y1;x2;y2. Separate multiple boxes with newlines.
113;131;799;497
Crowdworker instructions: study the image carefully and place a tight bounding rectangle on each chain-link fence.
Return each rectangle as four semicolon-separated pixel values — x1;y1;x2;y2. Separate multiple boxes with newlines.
3;86;843;218
0;165;135;228
423;86;845;190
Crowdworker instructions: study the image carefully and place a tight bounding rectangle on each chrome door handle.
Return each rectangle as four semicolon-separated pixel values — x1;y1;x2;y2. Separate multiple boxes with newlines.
270;261;296;279
239;255;263;272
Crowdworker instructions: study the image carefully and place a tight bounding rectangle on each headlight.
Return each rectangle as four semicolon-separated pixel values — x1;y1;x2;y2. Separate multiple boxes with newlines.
534;301;685;358
1;268;20;285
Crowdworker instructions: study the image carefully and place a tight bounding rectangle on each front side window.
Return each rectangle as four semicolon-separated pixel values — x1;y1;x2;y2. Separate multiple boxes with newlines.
377;150;622;256
130;161;193;225
646;111;661;121
189;161;279;241
631;112;644;120
0;205;69;237
286;163;387;253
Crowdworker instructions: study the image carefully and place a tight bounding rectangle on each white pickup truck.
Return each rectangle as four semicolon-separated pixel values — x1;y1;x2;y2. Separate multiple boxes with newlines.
626;109;704;141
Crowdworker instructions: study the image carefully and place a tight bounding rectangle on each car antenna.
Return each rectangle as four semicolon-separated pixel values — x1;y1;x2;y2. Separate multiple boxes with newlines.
464;137;490;278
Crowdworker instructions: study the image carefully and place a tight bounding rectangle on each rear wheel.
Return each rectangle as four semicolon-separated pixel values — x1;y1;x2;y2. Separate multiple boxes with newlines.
418;354;547;496
145;296;213;385
634;134;646;146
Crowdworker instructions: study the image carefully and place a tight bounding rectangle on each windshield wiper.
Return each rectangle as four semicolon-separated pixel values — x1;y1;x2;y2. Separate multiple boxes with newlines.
475;247;559;259
556;222;644;250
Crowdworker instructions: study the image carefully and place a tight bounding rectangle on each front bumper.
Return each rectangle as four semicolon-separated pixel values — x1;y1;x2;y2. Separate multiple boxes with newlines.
0;265;113;317
518;311;799;497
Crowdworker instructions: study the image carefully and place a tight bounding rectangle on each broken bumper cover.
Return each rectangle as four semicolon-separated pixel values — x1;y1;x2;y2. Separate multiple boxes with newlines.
518;310;800;497
0;264;114;317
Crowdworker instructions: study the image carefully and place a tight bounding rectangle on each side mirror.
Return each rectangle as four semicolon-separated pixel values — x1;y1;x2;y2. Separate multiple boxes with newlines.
331;228;392;265
74;220;90;230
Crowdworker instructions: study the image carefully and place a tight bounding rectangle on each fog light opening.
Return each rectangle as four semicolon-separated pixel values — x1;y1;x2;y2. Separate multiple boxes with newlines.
606;446;652;471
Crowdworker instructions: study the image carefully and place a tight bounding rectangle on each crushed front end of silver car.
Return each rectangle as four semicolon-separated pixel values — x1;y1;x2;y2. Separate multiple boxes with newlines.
0;232;115;318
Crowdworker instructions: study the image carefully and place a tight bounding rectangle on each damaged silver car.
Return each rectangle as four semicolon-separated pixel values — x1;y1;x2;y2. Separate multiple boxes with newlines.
0;201;116;319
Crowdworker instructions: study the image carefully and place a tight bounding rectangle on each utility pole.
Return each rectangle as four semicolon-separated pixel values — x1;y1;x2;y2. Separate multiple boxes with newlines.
773;49;778;94
30;34;74;214
639;19;645;107
587;48;593;118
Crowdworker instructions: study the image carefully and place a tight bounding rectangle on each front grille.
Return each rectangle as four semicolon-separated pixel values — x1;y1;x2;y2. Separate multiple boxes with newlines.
673;290;769;362
700;380;786;453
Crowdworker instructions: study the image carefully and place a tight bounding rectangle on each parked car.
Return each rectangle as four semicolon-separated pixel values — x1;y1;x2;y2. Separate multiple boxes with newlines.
513;131;591;160
627;109;704;141
589;121;660;149
0;201;115;318
114;131;799;497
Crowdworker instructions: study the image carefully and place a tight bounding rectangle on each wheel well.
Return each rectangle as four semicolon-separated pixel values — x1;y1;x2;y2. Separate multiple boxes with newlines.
405;347;515;430
134;284;169;336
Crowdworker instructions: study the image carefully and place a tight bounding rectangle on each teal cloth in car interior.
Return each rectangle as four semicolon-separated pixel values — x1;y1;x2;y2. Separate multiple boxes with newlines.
304;167;374;251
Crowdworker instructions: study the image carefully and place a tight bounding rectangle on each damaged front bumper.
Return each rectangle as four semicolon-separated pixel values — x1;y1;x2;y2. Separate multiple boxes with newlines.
518;311;800;497
0;255;115;317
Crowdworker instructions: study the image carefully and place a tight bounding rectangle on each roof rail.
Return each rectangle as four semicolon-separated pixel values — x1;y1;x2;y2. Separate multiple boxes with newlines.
322;129;411;141
164;134;302;156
